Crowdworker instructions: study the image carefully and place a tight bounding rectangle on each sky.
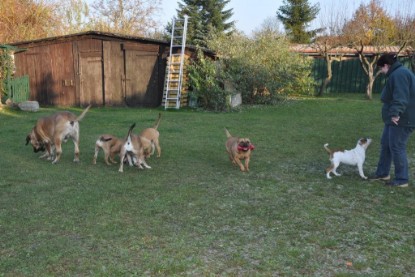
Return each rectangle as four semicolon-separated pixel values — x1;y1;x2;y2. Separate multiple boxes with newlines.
157;0;414;36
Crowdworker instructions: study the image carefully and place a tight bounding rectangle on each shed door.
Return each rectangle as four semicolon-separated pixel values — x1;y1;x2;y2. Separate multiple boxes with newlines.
79;52;103;106
25;53;50;105
124;45;159;107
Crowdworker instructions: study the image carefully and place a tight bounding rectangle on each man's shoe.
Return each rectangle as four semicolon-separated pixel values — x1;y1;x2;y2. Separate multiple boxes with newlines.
368;175;390;181
385;181;408;188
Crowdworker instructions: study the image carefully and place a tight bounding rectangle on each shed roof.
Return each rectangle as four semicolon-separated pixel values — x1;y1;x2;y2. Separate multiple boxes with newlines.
10;30;215;55
11;31;169;47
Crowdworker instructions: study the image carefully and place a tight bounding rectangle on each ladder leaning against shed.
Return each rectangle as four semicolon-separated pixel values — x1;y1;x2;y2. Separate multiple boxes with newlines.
163;15;189;109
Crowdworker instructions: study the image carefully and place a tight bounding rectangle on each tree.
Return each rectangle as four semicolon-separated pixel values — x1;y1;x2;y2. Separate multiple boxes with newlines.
254;16;283;36
392;1;415;72
0;48;13;106
188;48;229;111
90;0;161;36
342;0;397;99
203;0;234;34
313;1;349;96
55;0;91;35
277;0;320;43
170;0;234;47
312;37;344;96
171;1;205;46
401;18;415;72
0;0;58;43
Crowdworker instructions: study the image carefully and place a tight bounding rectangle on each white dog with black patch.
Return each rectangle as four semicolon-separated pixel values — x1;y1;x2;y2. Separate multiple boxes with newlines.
118;123;152;173
324;138;372;179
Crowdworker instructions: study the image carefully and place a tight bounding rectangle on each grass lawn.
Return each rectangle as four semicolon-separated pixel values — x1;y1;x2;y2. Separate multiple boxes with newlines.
0;94;414;276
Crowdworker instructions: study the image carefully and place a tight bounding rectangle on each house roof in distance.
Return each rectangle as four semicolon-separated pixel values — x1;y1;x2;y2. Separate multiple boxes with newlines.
291;44;413;57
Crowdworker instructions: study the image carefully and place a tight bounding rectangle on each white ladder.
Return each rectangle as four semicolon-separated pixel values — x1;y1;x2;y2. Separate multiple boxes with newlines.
163;15;189;109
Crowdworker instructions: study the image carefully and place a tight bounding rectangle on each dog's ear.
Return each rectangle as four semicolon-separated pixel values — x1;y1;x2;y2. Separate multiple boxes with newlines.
26;135;31;145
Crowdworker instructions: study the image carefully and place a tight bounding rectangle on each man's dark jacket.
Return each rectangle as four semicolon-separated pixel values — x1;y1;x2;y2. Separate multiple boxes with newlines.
381;61;415;127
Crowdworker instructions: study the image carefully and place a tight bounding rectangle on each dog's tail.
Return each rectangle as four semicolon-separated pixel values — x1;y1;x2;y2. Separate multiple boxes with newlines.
225;128;232;138
153;113;162;130
324;143;331;154
126;123;136;140
76;105;92;122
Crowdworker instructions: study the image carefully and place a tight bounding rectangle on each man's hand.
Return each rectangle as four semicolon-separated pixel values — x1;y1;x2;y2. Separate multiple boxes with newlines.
391;116;400;125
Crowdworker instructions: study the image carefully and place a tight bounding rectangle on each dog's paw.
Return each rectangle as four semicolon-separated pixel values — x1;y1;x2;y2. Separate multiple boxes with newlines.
361;176;368;180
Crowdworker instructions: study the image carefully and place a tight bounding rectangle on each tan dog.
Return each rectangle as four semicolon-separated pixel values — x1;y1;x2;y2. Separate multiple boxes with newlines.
119;123;152;173
26;105;91;164
92;135;125;165
139;113;162;158
92;133;153;166
225;128;255;172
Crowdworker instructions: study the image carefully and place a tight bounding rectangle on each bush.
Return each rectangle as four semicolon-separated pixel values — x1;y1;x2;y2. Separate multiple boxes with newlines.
188;48;230;111
208;31;316;104
0;48;15;103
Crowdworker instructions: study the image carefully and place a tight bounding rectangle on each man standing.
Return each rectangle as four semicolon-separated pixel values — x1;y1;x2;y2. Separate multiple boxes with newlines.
369;53;415;187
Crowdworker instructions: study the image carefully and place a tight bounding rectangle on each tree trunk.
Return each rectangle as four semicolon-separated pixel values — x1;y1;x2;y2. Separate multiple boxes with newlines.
366;75;374;100
317;54;333;96
356;46;380;100
365;65;374;100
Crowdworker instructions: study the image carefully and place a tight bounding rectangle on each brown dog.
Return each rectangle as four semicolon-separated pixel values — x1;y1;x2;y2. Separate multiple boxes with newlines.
139;113;162;158
225;128;255;172
118;123;152;172
92;134;125;165
26;105;91;164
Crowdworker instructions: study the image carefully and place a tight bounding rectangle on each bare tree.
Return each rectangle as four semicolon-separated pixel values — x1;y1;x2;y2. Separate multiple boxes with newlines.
342;0;398;99
253;16;283;36
391;0;415;72
312;37;345;96
54;0;91;35
313;1;349;96
89;0;162;36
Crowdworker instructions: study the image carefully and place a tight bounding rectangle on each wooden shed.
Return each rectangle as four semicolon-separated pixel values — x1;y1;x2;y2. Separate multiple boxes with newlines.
11;31;197;107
